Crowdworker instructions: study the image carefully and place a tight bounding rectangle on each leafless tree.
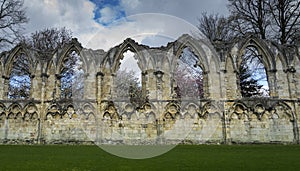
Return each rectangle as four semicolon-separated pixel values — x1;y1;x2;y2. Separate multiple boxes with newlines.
228;0;271;39
114;68;147;108
267;0;300;44
21;27;72;60
0;0;28;49
8;28;73;99
60;51;84;99
197;13;232;42
8;53;31;99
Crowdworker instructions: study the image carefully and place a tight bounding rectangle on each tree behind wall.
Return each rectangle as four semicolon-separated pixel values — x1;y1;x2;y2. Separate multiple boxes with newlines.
239;60;263;97
267;0;300;44
0;0;28;50
115;69;144;108
21;27;73;60
8;53;31;99
239;47;268;97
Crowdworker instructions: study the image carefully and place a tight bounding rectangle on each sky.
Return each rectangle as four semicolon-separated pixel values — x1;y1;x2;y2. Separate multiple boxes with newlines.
23;0;229;51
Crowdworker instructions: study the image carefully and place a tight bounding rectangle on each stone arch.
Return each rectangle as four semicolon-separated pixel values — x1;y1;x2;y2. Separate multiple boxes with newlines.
142;101;156;112
46;103;62;119
4;46;34;77
5;46;34;99
57;47;86;74
271;102;295;121
228;102;250;143
164;101;181;119
228;102;249;120
103;101;119;120
183;103;200;119
82;102;95;114
8;103;23;118
146;112;156;123
229;37;278;97
56;40;87;75
174;34;218;73
24;102;39;118
175;35;222;99
269;102;296;142
63;103;76;118
235;37;276;70
57;44;86;99
109;38;149;74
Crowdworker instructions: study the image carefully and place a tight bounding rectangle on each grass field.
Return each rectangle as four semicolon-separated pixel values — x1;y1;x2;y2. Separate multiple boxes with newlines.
0;144;300;171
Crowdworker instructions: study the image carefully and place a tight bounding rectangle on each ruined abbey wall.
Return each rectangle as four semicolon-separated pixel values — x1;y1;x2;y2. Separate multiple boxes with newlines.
0;34;299;144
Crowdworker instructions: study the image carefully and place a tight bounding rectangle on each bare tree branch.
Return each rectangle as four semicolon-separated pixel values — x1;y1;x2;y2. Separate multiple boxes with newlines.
0;0;28;50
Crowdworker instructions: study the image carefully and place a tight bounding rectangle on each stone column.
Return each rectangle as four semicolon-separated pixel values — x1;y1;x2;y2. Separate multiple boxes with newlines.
2;76;9;99
54;74;61;99
286;66;296;99
267;70;277;97
96;72;104;102
0;75;3;99
223;110;231;144
154;70;164;124
83;73;90;99
202;71;210;98
38;73;48;144
154;70;164;100
141;71;148;99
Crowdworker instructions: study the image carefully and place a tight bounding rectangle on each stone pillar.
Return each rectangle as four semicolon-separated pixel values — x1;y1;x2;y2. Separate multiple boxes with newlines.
235;70;242;98
145;69;156;100
154;70;164;120
0;75;3;99
141;71;148;99
286;66;296;99
55;74;61;99
83;73;90;99
39;73;48;144
96;72;104;102
267;70;277;97
2;76;9;99
31;74;44;100
154;70;164;100
223;111;231;144
203;71;210;98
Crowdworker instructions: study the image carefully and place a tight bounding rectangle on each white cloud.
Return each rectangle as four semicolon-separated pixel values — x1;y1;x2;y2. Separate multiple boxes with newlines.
97;6;125;25
23;0;226;51
24;0;99;39
98;6;116;24
120;0;229;25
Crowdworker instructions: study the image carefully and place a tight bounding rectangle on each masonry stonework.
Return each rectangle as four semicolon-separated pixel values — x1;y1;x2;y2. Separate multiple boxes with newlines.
0;34;299;144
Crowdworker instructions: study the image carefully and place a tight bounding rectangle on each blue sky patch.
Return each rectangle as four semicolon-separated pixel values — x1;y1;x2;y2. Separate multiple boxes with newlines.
89;0;126;26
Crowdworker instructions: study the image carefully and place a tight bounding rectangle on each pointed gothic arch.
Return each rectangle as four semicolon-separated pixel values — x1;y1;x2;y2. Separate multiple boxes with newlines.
110;38;148;74
6;47;33;99
58;45;85;99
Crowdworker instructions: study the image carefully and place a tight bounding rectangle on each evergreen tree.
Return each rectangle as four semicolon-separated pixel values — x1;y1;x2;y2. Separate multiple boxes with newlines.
239;59;263;97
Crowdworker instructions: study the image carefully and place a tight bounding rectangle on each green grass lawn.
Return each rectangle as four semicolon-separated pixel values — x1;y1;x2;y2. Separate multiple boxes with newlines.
0;144;300;171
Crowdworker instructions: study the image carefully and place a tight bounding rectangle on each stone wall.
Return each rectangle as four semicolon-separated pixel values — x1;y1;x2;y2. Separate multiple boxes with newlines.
0;34;299;144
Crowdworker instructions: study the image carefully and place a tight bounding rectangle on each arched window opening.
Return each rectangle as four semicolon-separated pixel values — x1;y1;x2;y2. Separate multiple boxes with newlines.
175;47;204;99
60;51;84;99
8;53;31;99
239;46;269;97
115;50;143;107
